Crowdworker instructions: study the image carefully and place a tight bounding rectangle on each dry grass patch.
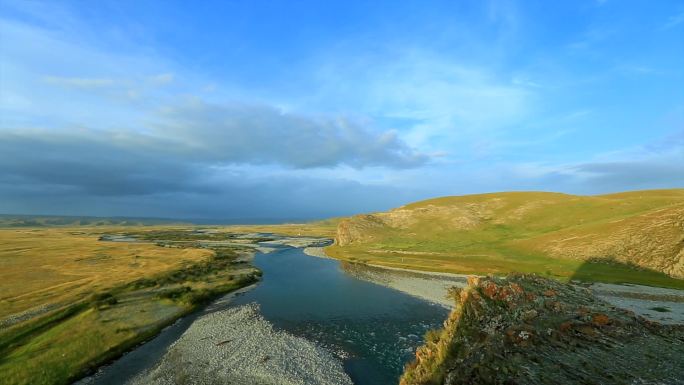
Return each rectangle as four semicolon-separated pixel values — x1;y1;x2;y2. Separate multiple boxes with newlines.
0;226;259;385
0;227;212;319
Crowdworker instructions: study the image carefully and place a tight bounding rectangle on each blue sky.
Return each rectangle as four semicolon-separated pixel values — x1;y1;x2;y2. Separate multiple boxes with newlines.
1;0;683;220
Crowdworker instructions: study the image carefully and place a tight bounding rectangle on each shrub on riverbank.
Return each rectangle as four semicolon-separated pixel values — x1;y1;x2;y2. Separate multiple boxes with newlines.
156;274;258;306
90;292;118;308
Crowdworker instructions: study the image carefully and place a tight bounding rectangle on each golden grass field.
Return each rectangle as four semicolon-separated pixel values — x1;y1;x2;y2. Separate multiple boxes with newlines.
0;226;257;385
0;227;212;318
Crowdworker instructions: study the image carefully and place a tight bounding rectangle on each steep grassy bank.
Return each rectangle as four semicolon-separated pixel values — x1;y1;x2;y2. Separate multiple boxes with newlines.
401;274;684;385
328;189;684;288
0;228;261;385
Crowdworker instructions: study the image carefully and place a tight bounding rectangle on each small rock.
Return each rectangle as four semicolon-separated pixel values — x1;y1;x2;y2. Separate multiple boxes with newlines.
521;309;538;322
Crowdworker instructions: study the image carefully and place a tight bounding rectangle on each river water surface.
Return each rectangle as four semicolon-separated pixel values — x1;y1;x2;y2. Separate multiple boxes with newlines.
82;244;449;385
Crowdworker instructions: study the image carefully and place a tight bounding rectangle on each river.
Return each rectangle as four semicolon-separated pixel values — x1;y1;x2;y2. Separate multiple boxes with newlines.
80;243;450;385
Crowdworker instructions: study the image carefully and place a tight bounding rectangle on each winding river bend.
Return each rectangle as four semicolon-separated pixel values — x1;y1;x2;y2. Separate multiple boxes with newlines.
82;243;450;385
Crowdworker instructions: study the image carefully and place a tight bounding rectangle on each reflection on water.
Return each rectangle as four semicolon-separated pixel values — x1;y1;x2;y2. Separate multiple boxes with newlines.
232;247;449;385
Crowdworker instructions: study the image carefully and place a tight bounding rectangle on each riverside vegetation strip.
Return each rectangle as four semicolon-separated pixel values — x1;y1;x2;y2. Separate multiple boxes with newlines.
0;227;263;385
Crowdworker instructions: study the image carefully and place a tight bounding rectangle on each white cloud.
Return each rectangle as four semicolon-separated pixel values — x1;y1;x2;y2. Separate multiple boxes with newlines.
43;76;115;88
149;73;175;85
501;131;684;192
311;49;535;152
662;11;684;30
511;75;542;88
153;99;428;169
0;17;175;130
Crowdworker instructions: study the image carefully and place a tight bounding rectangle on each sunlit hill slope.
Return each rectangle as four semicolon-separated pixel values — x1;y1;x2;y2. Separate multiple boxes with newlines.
327;189;684;287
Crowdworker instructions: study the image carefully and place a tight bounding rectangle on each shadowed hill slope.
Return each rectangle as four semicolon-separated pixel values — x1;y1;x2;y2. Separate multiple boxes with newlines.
327;189;684;286
400;274;684;385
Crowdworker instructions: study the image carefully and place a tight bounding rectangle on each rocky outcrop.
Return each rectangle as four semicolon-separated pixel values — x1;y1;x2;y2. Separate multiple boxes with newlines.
400;275;684;385
335;214;387;246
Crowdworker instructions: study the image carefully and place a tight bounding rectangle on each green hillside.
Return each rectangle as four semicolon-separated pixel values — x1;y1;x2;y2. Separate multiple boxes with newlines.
326;189;684;289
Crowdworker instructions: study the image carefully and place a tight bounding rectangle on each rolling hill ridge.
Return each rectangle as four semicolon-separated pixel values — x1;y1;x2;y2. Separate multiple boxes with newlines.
328;189;684;285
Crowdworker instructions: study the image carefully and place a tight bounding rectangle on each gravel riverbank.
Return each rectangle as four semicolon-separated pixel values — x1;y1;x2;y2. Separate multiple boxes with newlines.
305;247;466;308
302;246;333;259
308;247;684;322
344;261;684;322
340;262;467;308
588;282;684;324
127;303;352;385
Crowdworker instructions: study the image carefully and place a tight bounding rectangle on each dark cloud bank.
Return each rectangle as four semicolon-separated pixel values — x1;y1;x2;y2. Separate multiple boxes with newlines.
0;102;426;220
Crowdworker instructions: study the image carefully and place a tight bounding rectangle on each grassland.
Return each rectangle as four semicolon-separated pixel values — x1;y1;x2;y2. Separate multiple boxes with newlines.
0;227;261;385
329;189;684;289
0;228;213;317
225;218;340;238
326;246;684;289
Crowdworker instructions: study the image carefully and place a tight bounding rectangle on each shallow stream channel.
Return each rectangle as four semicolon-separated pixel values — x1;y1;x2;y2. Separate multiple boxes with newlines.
80;241;451;385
